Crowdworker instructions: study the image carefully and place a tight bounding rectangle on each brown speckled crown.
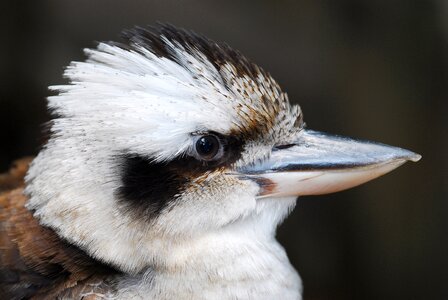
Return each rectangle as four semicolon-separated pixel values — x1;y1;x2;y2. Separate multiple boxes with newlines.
112;24;304;144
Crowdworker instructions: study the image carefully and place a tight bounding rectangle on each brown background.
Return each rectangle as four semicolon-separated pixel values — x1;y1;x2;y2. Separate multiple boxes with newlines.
1;1;446;299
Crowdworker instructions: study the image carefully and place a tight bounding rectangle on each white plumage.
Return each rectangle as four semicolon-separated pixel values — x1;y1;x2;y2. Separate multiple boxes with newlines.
19;25;419;299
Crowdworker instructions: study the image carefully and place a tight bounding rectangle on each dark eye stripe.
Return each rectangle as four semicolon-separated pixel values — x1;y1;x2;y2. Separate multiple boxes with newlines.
116;155;187;219
115;134;244;220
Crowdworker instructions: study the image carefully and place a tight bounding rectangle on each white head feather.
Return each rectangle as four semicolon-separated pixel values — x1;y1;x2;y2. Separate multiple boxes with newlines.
25;25;303;276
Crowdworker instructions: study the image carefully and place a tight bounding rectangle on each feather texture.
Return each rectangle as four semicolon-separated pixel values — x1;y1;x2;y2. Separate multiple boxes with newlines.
0;159;119;299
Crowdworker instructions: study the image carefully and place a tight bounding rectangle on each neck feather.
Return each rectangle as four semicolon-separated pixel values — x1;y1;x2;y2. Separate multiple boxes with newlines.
116;216;302;299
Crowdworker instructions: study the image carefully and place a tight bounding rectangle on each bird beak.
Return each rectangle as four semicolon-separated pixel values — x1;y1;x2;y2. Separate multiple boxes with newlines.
238;130;421;198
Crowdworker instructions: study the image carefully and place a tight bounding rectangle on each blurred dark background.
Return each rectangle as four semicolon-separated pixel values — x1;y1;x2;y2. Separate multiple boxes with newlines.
1;0;446;299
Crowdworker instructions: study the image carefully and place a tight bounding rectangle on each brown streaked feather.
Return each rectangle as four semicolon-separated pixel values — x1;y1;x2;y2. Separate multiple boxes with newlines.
0;159;119;299
0;157;33;195
117;24;303;142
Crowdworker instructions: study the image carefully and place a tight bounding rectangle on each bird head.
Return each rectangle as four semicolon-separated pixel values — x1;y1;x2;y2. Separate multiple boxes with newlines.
25;25;420;274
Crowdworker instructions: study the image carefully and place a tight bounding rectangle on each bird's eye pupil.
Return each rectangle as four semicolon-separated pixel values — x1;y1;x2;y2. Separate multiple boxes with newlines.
196;135;220;160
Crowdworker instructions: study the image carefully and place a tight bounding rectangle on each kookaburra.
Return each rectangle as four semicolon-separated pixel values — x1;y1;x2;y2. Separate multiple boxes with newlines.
0;24;420;299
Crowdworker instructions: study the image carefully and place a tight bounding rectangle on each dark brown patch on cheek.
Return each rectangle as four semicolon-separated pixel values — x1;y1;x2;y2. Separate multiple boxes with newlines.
116;134;245;220
116;155;189;220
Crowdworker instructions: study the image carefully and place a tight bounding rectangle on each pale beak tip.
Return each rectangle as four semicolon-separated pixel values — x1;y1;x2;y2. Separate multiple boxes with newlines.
394;148;421;163
408;153;422;162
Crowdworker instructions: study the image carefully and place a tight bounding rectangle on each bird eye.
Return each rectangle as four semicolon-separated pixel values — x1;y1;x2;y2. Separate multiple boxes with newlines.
195;135;222;161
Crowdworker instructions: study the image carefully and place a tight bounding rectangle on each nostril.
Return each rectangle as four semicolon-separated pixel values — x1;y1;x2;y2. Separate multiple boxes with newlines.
273;144;296;151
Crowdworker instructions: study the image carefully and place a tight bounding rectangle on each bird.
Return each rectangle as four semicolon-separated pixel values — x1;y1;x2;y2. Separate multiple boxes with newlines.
0;24;420;299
